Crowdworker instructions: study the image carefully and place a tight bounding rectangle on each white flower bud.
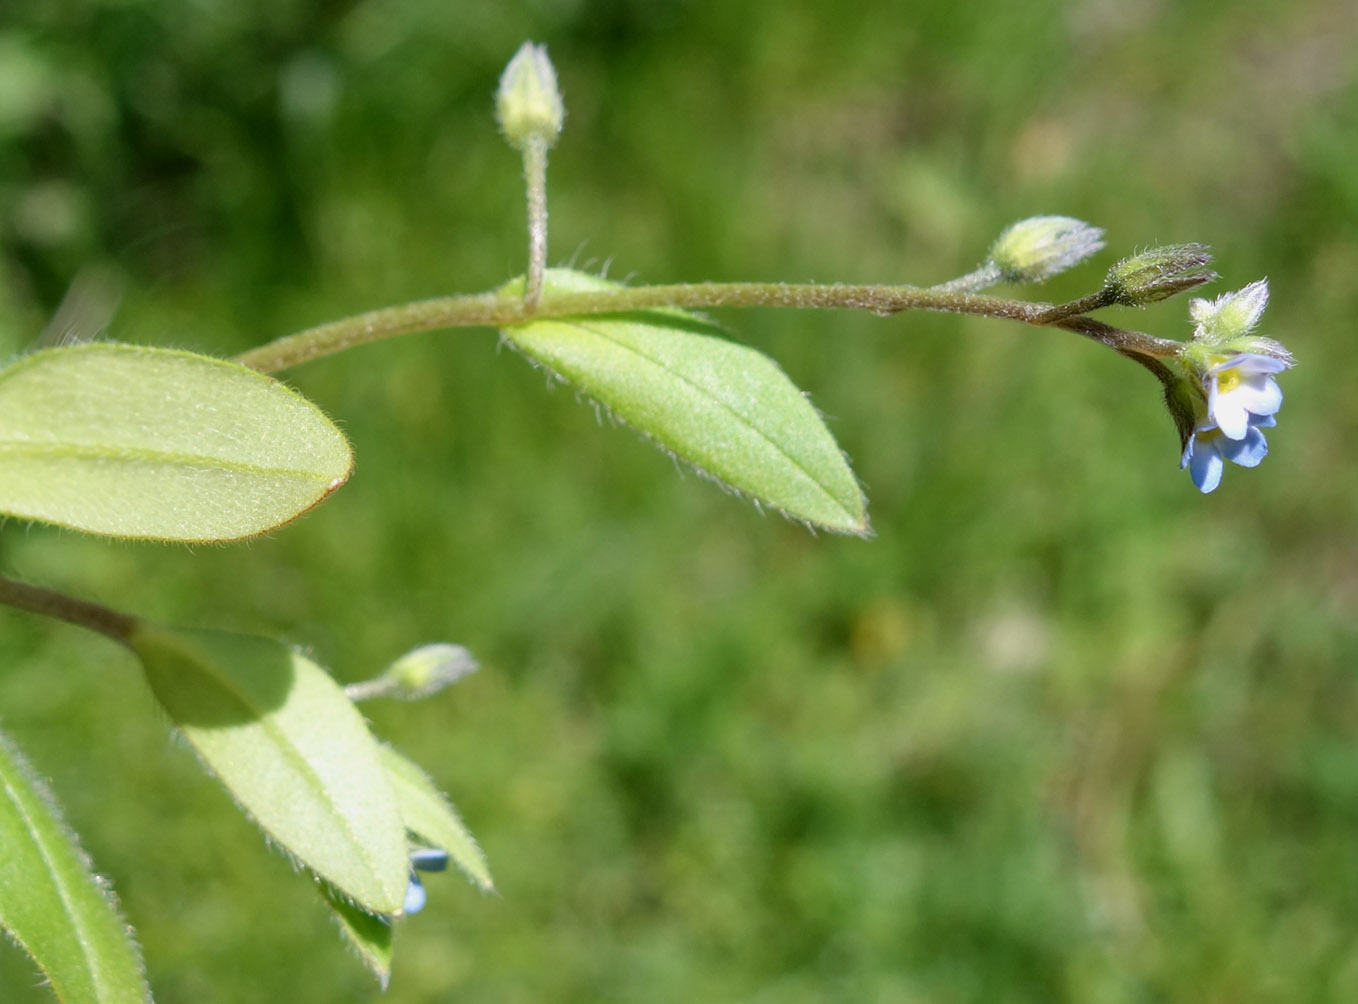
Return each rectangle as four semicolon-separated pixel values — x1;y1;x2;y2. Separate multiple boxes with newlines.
1189;279;1269;342
986;215;1104;283
495;42;564;152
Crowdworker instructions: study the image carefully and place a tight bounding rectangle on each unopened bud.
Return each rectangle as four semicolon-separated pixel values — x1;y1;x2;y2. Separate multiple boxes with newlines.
344;643;478;702
1104;244;1217;306
1188;278;1267;342
1184;278;1294;364
987;215;1104;283
495;42;564;151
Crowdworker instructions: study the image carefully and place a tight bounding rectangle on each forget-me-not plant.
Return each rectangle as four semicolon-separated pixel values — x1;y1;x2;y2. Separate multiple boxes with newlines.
0;39;1305;1002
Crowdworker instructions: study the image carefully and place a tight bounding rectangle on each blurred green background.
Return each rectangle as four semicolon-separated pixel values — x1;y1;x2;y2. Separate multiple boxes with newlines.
2;0;1357;1001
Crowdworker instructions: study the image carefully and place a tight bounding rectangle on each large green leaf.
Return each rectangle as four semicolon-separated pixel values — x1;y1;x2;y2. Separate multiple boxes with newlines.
0;730;151;1004
501;270;868;535
129;625;409;915
0;343;352;542
379;745;493;893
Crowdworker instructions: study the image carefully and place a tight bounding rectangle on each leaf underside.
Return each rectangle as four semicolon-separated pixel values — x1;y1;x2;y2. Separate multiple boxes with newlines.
0;343;352;542
130;626;409;915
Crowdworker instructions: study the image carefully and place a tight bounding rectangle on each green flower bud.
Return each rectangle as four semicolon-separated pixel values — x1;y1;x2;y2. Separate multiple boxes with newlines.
986;215;1104;283
1182;278;1294;365
496;42;564;152
1188;279;1273;344
1104;244;1217;306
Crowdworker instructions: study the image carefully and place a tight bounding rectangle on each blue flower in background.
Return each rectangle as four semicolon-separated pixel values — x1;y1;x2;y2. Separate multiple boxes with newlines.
401;848;450;916
403;874;428;915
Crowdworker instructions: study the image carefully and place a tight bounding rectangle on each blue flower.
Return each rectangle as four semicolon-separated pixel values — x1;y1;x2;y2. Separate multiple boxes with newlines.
1180;414;1274;493
403;874;428;915
1174;279;1294;493
401;848;450;916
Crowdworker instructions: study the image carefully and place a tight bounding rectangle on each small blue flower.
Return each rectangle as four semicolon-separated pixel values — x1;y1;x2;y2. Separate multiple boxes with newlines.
1181;414;1274;493
400;848;450;915
403;874;428;915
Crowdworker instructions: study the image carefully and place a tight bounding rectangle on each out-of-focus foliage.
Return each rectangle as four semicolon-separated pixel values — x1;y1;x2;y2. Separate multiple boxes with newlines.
1;0;1356;1001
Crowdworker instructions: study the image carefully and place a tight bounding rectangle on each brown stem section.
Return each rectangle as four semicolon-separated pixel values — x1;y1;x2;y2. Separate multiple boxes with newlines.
0;575;138;644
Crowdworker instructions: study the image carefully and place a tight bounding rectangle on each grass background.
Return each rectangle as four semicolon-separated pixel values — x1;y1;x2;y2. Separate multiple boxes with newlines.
2;0;1357;1001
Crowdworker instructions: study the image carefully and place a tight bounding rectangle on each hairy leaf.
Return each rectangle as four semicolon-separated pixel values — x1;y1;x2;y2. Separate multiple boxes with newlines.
501;270;867;535
129;625;408;914
0;343;352;541
0;730;151;1004
379;745;493;893
319;883;393;990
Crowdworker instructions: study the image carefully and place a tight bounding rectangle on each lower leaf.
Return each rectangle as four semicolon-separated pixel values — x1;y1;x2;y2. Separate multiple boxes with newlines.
0;730;151;1004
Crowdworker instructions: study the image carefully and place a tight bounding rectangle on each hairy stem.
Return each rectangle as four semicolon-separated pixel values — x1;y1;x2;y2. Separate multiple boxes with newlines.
0;575;138;644
522;137;550;309
233;280;1185;374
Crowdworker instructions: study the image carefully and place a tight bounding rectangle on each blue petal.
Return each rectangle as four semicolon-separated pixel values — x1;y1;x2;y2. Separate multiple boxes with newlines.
1214;352;1288;375
403;874;427;915
1220;426;1269;468
1189;441;1224;492
410;848;450;873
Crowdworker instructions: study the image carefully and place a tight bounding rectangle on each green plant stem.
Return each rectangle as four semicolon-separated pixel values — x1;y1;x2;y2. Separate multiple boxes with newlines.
233;280;1184;375
0;575;137;644
522;137;549;309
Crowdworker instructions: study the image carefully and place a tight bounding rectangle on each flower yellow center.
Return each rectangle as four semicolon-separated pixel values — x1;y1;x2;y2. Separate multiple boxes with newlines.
1216;367;1242;394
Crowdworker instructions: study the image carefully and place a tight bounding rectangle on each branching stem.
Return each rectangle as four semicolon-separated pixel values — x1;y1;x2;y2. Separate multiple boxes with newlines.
233;280;1183;374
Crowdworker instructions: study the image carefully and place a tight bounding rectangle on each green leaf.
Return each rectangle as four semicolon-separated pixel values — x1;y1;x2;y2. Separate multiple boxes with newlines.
319;883;393;990
379;745;493;893
0;343;352;542
129;625;409;914
0;730;151;1004
501;269;868;535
